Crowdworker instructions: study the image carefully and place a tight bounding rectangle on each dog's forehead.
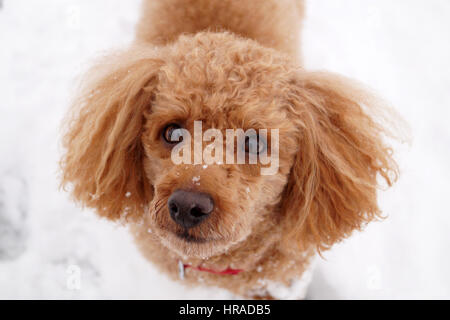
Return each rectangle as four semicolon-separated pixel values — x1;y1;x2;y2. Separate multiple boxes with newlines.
153;77;291;130
152;34;294;129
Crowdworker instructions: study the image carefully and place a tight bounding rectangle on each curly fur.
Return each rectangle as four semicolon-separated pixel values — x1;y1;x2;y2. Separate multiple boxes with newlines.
60;0;400;298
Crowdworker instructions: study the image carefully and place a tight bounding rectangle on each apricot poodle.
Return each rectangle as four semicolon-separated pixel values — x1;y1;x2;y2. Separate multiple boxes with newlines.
61;0;400;299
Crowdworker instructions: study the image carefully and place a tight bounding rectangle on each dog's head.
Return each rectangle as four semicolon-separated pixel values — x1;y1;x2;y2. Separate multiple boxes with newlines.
61;33;398;259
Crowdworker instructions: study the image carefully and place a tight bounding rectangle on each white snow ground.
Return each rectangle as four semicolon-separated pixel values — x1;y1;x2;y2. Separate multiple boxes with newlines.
1;0;449;299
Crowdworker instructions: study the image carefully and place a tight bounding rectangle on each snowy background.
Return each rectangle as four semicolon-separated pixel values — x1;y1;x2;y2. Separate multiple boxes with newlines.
1;0;449;299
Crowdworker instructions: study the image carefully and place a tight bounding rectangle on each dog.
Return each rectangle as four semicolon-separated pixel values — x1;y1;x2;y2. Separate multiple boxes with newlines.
60;0;400;299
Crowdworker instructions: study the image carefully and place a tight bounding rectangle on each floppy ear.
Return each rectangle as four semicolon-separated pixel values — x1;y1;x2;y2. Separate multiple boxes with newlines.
60;49;162;221
281;72;402;251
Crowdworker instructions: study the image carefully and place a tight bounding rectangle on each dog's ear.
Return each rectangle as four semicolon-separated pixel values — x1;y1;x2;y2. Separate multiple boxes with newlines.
60;49;163;221
281;72;402;251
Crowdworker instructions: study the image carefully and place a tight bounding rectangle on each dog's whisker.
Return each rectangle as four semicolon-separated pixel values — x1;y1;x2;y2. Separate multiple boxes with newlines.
153;201;165;216
152;198;165;212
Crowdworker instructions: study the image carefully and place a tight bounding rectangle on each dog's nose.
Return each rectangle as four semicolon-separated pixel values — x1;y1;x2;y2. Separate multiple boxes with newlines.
168;189;214;229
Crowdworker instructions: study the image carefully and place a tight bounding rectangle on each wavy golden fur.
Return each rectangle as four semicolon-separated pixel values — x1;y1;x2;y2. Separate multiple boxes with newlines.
60;0;400;298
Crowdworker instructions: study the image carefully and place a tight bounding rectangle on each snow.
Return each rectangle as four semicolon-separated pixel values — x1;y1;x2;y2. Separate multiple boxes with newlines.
252;259;316;300
192;176;201;186
1;0;449;299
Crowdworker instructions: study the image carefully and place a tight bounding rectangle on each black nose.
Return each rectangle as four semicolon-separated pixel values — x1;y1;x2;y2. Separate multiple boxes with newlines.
168;189;214;229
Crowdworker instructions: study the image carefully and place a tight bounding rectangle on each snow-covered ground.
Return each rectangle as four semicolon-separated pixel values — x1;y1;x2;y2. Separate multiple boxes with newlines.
1;0;449;299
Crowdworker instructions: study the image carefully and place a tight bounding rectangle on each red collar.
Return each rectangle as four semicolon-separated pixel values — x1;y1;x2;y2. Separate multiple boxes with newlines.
183;264;244;275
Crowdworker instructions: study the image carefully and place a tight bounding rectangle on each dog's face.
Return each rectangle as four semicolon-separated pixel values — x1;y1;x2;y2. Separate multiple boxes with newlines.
139;40;298;257
61;33;398;260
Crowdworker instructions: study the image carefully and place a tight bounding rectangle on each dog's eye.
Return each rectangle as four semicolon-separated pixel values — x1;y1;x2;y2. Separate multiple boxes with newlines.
244;135;266;155
162;123;183;144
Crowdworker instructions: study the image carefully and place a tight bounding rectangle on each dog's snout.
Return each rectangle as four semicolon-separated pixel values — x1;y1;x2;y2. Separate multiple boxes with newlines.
168;189;214;229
